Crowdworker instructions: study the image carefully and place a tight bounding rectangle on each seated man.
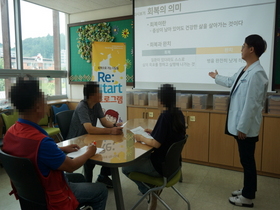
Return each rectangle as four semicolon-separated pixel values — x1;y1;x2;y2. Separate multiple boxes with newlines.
67;81;123;187
2;78;108;210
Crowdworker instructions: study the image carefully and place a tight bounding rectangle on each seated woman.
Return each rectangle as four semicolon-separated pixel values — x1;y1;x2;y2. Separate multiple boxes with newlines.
122;84;186;210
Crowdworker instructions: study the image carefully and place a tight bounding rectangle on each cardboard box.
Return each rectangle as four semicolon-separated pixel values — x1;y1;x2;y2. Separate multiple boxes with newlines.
133;92;148;106
126;92;133;105
192;94;208;109
148;92;158;107
213;94;229;111
176;93;191;109
268;95;280;114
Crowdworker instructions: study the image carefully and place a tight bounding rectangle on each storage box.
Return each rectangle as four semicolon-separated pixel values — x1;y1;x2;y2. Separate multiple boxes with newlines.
176;93;191;109
126;92;133;105
148;92;158;107
213;94;229;111
192;94;208;109
133;92;148;106
268;95;280;114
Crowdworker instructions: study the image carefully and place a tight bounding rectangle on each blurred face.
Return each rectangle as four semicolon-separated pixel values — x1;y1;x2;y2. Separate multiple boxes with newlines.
241;43;253;60
34;93;47;120
90;87;102;103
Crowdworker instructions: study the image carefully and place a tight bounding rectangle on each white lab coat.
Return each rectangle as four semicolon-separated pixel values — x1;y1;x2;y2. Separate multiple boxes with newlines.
215;60;268;137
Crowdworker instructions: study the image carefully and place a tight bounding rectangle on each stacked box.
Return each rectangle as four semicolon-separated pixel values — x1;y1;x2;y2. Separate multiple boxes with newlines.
176;93;191;109
126;92;133;105
262;98;267;113
268;95;280;114
133;92;148;106
133;92;139;105
213;95;229;111
148;92;158;107
192;94;208;109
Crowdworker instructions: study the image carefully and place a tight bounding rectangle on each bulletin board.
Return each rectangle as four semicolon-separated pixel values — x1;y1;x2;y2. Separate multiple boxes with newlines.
68;15;133;85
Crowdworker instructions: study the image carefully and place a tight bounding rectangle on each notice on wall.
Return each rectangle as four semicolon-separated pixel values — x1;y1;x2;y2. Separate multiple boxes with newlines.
92;42;127;125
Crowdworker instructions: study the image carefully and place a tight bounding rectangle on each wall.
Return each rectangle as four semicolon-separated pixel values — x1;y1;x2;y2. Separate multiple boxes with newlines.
67;5;132;100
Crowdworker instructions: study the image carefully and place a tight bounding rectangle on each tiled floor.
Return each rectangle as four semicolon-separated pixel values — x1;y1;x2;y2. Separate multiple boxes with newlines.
0;162;279;210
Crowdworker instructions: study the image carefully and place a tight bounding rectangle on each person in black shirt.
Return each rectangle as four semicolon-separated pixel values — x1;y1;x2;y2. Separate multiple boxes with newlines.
122;84;186;210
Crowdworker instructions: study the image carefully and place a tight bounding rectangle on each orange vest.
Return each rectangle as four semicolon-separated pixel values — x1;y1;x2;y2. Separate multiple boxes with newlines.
3;122;79;210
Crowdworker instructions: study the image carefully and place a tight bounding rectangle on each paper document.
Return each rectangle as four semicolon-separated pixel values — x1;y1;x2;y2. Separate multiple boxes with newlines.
130;126;153;139
67;146;104;158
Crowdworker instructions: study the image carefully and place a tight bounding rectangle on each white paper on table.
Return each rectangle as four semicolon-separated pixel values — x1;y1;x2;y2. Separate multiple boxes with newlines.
130;126;153;139
67;146;104;158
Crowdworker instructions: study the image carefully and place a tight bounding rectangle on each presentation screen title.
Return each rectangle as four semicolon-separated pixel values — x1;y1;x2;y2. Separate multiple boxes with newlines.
134;0;276;91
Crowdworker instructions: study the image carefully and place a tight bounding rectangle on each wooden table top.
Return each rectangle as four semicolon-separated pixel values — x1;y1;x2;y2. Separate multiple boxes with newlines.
57;118;157;167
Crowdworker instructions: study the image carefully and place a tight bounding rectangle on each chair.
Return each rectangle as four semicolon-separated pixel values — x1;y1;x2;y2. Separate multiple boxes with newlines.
0;139;3;167
0;149;47;210
0;138;3;147
51;104;70;127
0;111;19;167
1;111;19;133
128;136;191;210
0;150;93;210
38;114;62;141
56;110;74;140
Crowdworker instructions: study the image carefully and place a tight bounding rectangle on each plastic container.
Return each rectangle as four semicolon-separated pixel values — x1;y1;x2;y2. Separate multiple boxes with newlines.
192;94;208;109
213;94;229;111
148;92;158;107
176;93;191;109
133;92;148;106
268;95;280;114
126;92;133;105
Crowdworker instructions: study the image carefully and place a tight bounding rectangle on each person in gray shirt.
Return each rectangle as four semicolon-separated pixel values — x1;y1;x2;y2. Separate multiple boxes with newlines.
67;82;123;187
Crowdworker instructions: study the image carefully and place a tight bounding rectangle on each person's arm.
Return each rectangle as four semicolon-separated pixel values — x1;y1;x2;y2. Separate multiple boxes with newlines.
215;73;236;88
57;144;97;173
208;70;219;79
76;102;122;135
144;128;153;134
209;69;240;88
59;144;80;152
83;121;123;135
237;131;247;140
99;116;123;127
134;134;161;148
38;139;96;175
100;116;115;128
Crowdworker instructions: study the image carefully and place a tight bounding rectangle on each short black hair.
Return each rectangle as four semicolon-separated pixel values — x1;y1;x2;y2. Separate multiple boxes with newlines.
158;84;186;134
10;78;43;113
245;34;267;57
83;81;100;100
158;84;176;109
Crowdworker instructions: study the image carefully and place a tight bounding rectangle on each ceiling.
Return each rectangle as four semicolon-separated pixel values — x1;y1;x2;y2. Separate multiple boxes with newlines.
24;0;132;15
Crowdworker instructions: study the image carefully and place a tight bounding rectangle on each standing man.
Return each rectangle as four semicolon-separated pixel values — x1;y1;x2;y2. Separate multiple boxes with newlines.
3;79;108;210
209;34;268;208
67;81;123;187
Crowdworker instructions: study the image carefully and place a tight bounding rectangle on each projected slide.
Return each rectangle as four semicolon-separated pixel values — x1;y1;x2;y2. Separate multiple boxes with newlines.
134;0;276;91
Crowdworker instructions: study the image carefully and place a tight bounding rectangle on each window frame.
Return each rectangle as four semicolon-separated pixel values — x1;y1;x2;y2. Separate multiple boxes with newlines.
0;0;68;100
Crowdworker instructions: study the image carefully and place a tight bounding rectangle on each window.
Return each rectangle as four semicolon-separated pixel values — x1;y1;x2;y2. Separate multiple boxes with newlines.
0;79;5;99
0;0;67;99
40;78;66;97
